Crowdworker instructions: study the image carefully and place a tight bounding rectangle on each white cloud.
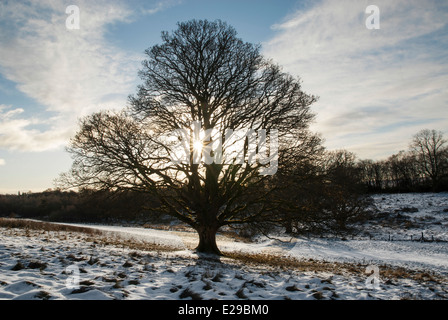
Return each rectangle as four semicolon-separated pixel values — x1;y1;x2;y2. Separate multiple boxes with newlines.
0;0;142;152
143;0;183;15
0;159;5;166
263;0;448;160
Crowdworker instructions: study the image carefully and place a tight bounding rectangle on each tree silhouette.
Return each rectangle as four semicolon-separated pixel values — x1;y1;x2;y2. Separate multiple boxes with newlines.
411;129;447;191
60;20;319;255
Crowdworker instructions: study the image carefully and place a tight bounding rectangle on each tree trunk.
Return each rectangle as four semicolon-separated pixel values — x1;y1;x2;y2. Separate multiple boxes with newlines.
431;176;439;192
195;225;222;256
284;218;293;234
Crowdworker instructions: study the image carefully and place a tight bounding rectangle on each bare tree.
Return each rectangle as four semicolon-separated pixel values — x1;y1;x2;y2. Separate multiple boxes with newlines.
59;20;319;255
357;159;387;192
410;129;448;190
384;151;420;192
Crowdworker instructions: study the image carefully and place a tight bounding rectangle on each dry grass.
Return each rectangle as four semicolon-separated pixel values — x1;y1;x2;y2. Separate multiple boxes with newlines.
87;235;179;252
224;251;448;284
179;287;202;300
224;251;342;273
0;218;103;236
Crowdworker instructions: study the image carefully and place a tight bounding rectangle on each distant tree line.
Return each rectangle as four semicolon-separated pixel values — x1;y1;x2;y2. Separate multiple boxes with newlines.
0;189;164;224
357;129;448;193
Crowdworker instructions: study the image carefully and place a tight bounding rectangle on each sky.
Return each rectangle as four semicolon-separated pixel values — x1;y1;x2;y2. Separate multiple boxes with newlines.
0;0;447;194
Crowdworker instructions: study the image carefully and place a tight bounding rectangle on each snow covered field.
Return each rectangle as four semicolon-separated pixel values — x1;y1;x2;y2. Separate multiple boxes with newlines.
0;193;447;300
288;192;448;274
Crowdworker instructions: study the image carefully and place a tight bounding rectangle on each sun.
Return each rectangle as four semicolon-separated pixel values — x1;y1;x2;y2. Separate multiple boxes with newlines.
193;140;203;152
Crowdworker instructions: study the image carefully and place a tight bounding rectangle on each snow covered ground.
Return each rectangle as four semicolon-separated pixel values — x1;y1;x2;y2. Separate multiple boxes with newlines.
0;192;447;300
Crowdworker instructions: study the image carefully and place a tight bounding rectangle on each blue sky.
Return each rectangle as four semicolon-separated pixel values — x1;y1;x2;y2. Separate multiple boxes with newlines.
0;0;447;193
